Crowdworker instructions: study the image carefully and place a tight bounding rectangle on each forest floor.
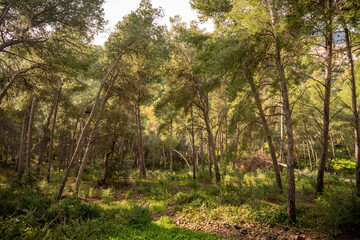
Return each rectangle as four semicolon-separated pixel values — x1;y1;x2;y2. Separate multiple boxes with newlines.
1;163;359;239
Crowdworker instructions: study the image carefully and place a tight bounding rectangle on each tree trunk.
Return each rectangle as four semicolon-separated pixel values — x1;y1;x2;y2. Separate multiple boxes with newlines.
247;74;283;190
74;74;117;193
316;0;333;195
25;97;36;170
170;120;173;175
280;94;285;163
200;130;205;172
329;134;336;171
135;102;146;178
202;93;220;183
18;109;29;179
47;84;62;182
344;24;360;194
207;137;213;178
38;99;56;169
268;0;296;222
56;51;125;202
191;105;196;179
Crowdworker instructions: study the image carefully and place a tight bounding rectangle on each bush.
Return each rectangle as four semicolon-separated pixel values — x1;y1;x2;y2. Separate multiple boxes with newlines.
46;196;101;224
174;191;206;206
102;187;114;204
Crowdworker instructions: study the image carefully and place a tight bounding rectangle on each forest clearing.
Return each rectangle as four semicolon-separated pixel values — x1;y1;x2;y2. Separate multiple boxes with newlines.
1;0;360;239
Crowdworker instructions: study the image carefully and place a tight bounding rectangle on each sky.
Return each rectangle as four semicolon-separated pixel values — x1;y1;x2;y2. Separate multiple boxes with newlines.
92;0;214;45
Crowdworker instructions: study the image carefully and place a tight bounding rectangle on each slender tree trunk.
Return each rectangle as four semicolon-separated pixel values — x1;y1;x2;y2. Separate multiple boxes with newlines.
47;84;62;182
191;106;196;179
74;75;117;193
25;97;36;170
316;0;333;195
267;0;296;221
38;100;55;169
201;93;220;183
200;130;205;172
329;134;336;171
224;85;228;163
18;109;29;178
135;102;146;178
247;74;283;190
344;25;360;194
101;138;117;185
163;145;166;168
280;94;285;163
56;51;125;202
207;137;213;178
170;120;173;175
302;142;308;168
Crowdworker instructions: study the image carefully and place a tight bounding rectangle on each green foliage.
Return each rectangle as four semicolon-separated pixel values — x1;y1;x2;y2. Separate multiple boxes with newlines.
101;187;115;204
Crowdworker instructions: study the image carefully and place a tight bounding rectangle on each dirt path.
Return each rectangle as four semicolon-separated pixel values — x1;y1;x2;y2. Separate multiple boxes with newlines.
172;216;329;240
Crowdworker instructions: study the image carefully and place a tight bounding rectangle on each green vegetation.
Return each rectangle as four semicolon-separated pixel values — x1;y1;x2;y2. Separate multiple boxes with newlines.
1;0;360;239
1;165;359;239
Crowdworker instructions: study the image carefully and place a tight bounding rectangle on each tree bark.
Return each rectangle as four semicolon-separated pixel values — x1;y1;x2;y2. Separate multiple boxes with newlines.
18;109;29;179
47;84;62;182
135;101;146;178
316;0;333;195
268;0;296;222
201;92;220;183
56;51;126;202
38;99;55;169
280;94;285;163
74;74;117;193
170;120;173;175
25;97;36;170
247;74;283;191
344;24;360;194
191;105;196;179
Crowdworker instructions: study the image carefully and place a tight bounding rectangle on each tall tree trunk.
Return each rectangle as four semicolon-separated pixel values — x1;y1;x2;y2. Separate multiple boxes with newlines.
191;105;196;179
170;120;173;175
316;0;333;195
25;97;36;170
74;74;117;193
18;109;29;179
200;92;220;183
56;51;125;202
268;0;296;222
207;137;213;179
344;24;360;194
200;130;205;172
101;138;117;185
224;85;228;164
247;74;283;190
280;94;285;163
302;142;308;168
47;84;62;182
38;100;56;169
135;102;146;178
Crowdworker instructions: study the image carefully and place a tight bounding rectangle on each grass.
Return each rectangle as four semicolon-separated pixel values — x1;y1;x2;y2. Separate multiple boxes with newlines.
0;160;359;239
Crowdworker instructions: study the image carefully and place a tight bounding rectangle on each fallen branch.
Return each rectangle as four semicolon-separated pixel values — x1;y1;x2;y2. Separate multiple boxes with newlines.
260;156;316;179
173;150;191;170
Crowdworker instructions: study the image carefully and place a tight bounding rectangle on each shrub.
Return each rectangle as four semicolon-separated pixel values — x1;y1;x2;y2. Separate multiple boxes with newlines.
46;196;101;224
102;187;114;204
